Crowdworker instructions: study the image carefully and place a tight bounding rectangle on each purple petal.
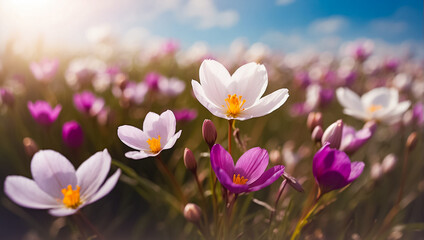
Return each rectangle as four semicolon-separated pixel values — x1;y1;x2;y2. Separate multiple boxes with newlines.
234;147;269;184
31;150;77;199
4;176;59;209
248;165;285;192
347;161;365;184
76;149;111;198
86;169;121;204
215;169;249;194
210;144;234;178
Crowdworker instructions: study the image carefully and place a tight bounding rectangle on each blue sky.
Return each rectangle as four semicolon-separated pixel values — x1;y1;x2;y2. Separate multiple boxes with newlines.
0;0;422;54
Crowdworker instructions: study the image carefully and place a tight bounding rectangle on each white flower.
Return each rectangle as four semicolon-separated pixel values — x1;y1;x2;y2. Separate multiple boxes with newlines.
4;149;121;216
336;87;410;123
117;110;182;159
158;77;186;96
191;60;289;120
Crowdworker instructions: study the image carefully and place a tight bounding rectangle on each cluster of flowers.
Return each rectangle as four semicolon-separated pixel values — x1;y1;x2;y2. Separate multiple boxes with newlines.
0;38;422;239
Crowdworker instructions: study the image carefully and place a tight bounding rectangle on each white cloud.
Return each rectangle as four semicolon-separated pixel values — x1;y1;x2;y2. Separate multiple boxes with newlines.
182;0;239;29
370;19;408;35
309;16;348;34
276;0;295;6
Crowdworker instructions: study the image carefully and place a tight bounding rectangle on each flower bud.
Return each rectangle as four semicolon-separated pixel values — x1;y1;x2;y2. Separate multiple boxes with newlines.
269;149;282;165
307;112;323;131
406;132;418;151
282;172;304;193
183;148;197;173
382;153;397;173
23;137;38;158
322;119;343;149
202;119;217;150
62;121;84;148
370;163;382;180
311;126;323;143
183;203;202;223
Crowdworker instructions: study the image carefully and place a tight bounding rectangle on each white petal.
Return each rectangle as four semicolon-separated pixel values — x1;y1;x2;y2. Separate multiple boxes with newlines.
192;80;229;119
31;150;77;199
380;101;411;124
48;207;78;217
4;176;59;209
159;110;176;142
199;59;231;105
86;169;121;204
162;130;182;150
336;88;364;113
142;111;171;141
229;62;268;107
77;149;111;197
343;109;368;121
240;88;289;120
361;87;394;108
125;151;152;160
117;125;149;151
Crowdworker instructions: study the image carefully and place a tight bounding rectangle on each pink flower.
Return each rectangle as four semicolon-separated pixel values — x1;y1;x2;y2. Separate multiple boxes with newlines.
30;59;59;83
27;101;61;126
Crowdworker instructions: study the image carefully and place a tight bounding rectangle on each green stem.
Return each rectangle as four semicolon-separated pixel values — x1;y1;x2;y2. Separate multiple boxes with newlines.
290;192;322;240
155;155;187;205
228;119;234;155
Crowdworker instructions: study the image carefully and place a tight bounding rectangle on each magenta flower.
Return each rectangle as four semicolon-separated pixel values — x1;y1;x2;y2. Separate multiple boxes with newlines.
210;144;285;194
62;121;84;148
313;144;364;194
30;59;59;83
144;72;161;91
173;109;197;122
73;91;104;116
27;101;61;126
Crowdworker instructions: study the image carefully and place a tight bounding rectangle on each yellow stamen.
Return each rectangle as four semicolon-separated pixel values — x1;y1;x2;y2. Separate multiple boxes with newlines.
147;135;161;153
367;104;383;113
61;185;81;209
233;174;248;185
223;94;246;118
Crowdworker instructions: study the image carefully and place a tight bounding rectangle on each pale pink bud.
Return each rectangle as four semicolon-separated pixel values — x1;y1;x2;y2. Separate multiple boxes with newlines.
202;119;217;150
321;120;343;149
184;203;202;223
311;126;323;143
307;112;323;131
382;153;397;173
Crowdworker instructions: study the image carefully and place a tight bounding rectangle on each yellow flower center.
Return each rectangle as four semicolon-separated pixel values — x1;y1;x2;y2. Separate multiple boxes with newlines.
147;135;162;153
224;94;246;118
367;104;383;113
61;185;81;209
233;174;248;185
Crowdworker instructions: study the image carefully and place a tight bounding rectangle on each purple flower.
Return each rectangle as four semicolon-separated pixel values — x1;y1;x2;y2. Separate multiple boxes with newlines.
313;144;364;194
210;144;285;194
73;91;104;116
161;39;179;55
144;72;161;90
173;109;197;122
27;101;61;126
340;124;374;154
62;121;84;148
412;102;424;126
30;59;59;83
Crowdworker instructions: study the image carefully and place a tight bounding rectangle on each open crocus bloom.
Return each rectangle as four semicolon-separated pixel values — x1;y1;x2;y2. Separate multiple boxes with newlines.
4;149;121;216
30;59;59;83
313;144;364;194
192;60;289;120
340;124;374;154
27;101;61;126
210;144;285;194
117;110;182;160
336;87;410;124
